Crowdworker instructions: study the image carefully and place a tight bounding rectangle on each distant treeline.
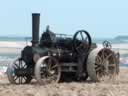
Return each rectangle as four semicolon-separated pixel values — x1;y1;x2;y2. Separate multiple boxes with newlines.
115;36;128;40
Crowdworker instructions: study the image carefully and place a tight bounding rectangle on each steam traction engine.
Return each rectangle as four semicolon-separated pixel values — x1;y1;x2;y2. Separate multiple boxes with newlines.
7;13;119;84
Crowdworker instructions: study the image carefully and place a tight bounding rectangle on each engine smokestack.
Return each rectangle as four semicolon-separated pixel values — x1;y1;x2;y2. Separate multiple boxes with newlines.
32;13;40;46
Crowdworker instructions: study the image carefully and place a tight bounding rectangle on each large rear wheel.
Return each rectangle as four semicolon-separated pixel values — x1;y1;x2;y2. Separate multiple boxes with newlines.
87;48;117;82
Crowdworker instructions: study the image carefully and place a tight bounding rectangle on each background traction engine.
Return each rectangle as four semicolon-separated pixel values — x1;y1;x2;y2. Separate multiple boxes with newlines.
7;13;119;84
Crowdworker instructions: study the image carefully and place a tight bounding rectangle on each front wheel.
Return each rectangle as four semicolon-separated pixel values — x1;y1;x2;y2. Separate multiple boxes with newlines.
35;56;61;84
7;58;32;84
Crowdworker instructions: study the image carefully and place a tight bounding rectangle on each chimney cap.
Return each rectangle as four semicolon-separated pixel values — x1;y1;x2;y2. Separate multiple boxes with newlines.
32;13;40;15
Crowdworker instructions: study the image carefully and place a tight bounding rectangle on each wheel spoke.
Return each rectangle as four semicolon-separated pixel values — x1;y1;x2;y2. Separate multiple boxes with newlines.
23;76;27;81
103;53;112;64
109;64;116;67
18;77;20;84
96;55;102;65
21;77;23;84
49;75;57;81
19;77;21;84
80;32;84;40
51;64;58;69
95;66;101;71
48;59;52;70
20;76;22;84
85;36;88;41
96;71;102;79
14;76;18;81
19;61;21;69
19;60;23;68
101;49;105;60
14;62;19;69
13;64;18;69
23;64;27;68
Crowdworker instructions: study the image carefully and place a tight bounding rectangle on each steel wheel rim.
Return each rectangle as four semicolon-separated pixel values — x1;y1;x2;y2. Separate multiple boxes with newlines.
95;49;116;81
7;58;31;84
38;57;61;83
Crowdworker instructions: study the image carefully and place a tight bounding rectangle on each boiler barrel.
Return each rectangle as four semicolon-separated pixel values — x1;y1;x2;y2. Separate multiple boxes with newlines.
31;13;40;46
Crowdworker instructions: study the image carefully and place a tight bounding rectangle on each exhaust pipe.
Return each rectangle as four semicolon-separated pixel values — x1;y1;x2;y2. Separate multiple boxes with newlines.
31;13;40;46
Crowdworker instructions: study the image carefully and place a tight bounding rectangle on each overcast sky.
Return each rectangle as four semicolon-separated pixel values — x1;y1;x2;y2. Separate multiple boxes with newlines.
0;0;128;38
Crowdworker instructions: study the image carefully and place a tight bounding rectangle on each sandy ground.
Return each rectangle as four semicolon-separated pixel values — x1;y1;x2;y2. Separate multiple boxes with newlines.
0;68;127;96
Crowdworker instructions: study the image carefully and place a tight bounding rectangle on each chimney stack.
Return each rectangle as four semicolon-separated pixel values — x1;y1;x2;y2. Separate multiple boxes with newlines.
31;13;40;46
